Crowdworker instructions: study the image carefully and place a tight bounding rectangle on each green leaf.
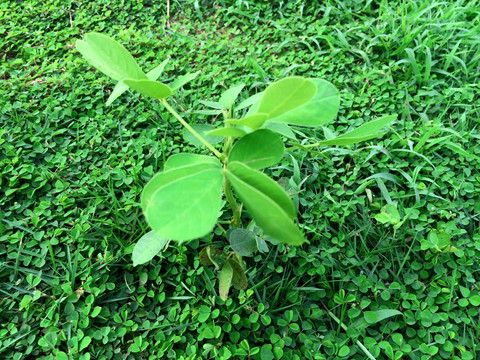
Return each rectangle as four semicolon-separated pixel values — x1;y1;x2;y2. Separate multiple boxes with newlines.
105;59;169;106
374;204;401;225
55;351;68;360
258;77;340;127
260;344;275;360
469;295;480;306
170;71;200;91
106;82;129;106
164;153;220;171
219;84;245;109
258;77;316;119
256;236;269;253
226;113;269;130
206;127;247;138
142;163;216;209
132;231;169;266
428;230;458;253
198;100;224;110
141;164;223;241
226;161;305;246
364;311;378;324
76;32;146;81
263;122;297;140
229;258;247;290
229;228;257;256
183;124;223;147
229;129;284;169
123;79;172;99
350;309;402;330
146;59;170;81
219;261;233;301
235;92;263;112
197;305;211;322
317;115;397;146
338;345;350;357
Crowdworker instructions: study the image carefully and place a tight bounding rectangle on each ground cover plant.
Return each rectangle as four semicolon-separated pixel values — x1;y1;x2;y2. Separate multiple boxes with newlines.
1;0;480;359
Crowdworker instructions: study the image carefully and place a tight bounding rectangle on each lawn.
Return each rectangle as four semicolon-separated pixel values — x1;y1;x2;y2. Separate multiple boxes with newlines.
1;0;480;359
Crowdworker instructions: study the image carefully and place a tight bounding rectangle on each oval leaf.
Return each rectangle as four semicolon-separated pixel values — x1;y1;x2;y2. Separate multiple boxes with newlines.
229;228;257;257
76;32;147;81
141;163;216;209
257;77;316;119
228;129;284;169
227;161;295;218
265;79;340;127
142;165;223;241
263;122;297;140
132;231;168;266
226;162;305;246
123;79;172;100
219;84;245;109
219;261;233;301
164;153;220;171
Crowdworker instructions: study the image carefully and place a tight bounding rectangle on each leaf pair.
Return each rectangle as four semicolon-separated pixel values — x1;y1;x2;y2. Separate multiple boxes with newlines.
76;33;197;105
254;77;340;127
141;131;305;245
209;77;340;138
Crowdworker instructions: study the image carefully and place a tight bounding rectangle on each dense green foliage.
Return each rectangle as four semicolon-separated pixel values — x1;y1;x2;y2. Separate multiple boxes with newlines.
1;1;480;359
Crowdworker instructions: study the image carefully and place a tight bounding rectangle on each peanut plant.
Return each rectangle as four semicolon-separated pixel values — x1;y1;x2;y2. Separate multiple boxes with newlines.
76;33;396;299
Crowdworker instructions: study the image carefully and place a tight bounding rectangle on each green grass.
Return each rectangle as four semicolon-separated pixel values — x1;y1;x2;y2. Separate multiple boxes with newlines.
1;0;480;359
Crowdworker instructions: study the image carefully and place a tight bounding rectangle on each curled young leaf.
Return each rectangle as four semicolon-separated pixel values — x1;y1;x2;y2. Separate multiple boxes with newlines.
219;261;233;301
229;258;247;290
199;245;225;269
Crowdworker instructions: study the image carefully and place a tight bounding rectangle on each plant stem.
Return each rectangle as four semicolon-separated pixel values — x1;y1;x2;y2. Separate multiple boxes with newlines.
160;99;224;161
223;175;241;227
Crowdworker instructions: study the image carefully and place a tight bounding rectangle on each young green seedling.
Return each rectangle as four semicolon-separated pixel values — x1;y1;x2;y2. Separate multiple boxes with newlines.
76;32;396;300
